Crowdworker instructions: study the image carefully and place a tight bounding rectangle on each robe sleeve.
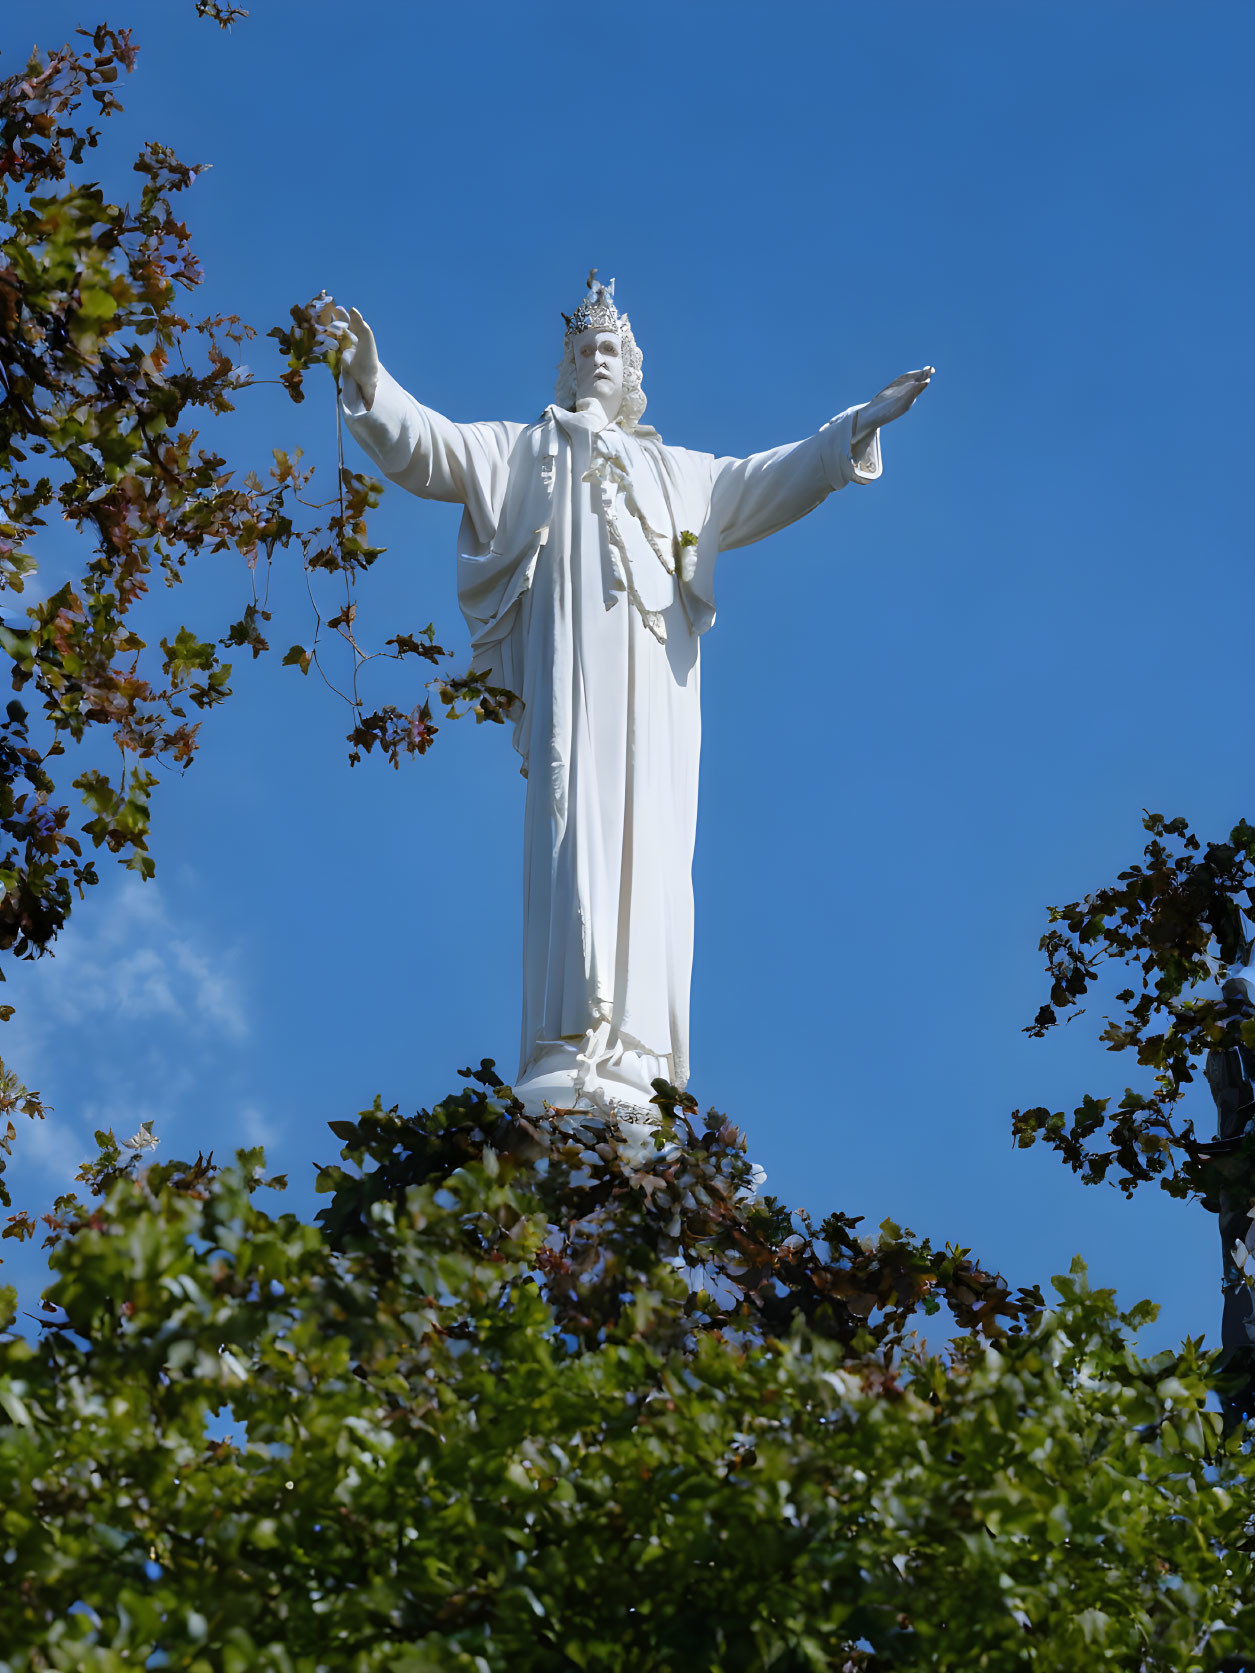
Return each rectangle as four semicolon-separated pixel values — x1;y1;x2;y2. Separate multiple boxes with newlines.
709;405;882;553
671;406;882;637
340;365;518;548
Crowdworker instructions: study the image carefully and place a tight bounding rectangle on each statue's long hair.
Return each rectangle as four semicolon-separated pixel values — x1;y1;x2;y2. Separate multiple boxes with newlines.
553;317;647;431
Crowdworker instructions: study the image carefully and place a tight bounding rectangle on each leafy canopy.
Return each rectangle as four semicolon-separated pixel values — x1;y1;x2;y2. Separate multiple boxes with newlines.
1;1072;1251;1671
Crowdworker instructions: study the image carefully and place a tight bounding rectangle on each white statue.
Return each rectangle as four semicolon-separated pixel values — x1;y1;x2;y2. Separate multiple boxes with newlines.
332;276;931;1117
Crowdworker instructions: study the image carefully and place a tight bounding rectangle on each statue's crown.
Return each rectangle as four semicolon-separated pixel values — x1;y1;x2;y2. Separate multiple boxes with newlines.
562;269;620;337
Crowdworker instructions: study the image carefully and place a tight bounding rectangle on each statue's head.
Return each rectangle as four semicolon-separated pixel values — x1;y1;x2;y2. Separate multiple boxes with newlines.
554;272;646;429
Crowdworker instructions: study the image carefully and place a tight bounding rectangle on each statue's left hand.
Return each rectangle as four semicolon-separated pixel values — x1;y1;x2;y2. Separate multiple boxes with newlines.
852;367;934;443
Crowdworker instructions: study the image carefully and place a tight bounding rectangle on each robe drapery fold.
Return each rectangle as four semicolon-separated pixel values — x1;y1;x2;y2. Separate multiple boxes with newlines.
342;369;882;1103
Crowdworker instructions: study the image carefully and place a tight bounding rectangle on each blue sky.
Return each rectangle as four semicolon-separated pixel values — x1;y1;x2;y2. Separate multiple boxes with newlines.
2;1;1252;1351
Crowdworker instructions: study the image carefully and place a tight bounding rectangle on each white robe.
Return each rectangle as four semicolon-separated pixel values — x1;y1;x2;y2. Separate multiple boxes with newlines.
342;370;882;1107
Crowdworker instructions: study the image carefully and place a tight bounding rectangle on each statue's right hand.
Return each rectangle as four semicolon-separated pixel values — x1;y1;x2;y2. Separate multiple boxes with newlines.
325;303;380;410
851;367;934;443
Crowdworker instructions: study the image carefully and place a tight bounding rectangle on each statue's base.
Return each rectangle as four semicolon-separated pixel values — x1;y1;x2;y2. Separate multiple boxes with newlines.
511;1049;662;1157
512;1039;663;1111
509;1055;767;1191
512;1064;659;1157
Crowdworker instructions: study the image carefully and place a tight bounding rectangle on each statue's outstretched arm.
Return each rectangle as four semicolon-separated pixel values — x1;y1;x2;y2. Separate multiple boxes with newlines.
327;303;516;529
709;367;934;553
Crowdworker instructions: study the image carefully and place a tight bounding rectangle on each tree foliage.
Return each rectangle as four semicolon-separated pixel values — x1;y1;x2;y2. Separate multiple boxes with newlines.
1012;810;1255;1419
0;19;509;1143
1012;813;1255;1202
0;1073;1251;1671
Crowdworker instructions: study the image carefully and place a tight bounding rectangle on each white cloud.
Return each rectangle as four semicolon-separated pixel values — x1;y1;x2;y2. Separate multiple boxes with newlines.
15;876;248;1040
11;1111;78;1176
0;875;253;1184
239;1103;277;1148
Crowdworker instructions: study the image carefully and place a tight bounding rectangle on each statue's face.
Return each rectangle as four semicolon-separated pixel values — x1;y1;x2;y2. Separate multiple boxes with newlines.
573;328;623;417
